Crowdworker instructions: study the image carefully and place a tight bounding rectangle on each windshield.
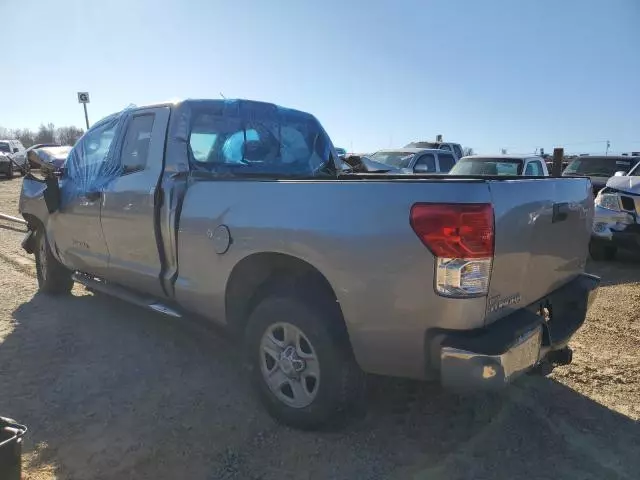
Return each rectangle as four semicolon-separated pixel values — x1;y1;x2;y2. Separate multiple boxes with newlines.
449;158;523;175
563;157;637;177
369;151;415;168
0;142;10;153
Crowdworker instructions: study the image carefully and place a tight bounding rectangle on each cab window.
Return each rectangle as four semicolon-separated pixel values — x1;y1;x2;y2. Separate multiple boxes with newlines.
437;153;456;172
524;160;543;176
119;114;155;173
414;153;436;172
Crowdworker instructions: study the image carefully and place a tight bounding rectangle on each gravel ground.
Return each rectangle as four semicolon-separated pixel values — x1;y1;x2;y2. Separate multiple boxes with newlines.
0;178;638;480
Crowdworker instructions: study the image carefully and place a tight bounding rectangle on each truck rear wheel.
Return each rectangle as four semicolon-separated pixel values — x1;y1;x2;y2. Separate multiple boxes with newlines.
589;241;617;261
245;286;365;430
34;228;73;295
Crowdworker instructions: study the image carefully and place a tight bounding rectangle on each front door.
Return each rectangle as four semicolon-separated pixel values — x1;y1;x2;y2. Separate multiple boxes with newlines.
100;107;171;297
49;119;119;276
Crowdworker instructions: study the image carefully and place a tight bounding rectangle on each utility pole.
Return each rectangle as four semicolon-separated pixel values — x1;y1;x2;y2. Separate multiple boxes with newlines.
605;140;610;156
552;147;564;177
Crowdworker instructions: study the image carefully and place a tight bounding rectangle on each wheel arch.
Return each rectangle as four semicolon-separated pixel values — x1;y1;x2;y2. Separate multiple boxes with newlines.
225;252;352;348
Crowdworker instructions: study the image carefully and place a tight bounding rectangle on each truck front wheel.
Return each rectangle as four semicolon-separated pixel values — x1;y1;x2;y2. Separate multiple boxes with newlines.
245;287;365;430
34;228;74;295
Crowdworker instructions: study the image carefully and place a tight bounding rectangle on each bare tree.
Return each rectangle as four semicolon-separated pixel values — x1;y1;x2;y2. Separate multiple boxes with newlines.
56;126;84;146
0;126;12;139
462;147;475;156
34;123;56;144
13;128;36;148
1;123;85;148
500;148;508;154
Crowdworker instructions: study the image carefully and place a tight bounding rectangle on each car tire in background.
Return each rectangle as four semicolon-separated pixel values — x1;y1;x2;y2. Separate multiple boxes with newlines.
6;167;13;179
34;228;74;295
589;240;617;261
245;281;365;430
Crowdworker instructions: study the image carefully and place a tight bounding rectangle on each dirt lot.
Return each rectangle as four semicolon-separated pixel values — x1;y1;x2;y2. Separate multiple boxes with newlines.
0;177;638;479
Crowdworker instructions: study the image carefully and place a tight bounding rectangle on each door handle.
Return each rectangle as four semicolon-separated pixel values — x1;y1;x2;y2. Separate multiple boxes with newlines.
552;202;569;223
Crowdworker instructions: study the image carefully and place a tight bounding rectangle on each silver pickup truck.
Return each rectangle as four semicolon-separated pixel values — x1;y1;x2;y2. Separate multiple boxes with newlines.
19;99;599;429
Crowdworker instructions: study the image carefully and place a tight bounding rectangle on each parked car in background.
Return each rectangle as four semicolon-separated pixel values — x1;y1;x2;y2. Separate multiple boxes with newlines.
0;153;17;178
27;146;72;170
0;140;27;178
0;139;27;176
20;98;598;430
367;148;457;174
404;141;464;160
563;155;640;196
0;139;25;157
590;161;640;261
13;143;61;169
448;155;548;176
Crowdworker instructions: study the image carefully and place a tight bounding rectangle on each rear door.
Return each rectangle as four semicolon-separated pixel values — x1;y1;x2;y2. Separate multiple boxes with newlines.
484;178;592;324
100;106;170;297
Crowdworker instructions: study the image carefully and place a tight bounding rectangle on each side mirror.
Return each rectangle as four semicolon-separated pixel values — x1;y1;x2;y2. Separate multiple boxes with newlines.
414;164;430;173
614;171;626;177
12;148;19;153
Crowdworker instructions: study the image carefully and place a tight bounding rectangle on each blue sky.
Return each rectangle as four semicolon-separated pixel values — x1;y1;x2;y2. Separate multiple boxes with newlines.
1;0;638;155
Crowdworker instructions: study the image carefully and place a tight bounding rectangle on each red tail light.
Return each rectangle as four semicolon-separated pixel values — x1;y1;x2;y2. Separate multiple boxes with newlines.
410;204;494;258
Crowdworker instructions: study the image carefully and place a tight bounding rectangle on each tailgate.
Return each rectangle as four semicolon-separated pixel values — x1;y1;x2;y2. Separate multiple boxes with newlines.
485;178;593;325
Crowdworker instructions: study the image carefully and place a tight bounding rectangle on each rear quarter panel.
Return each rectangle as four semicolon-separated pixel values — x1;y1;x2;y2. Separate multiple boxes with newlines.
176;178;493;379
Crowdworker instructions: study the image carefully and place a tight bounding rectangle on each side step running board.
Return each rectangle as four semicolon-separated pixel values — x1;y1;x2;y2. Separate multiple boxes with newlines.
72;273;182;318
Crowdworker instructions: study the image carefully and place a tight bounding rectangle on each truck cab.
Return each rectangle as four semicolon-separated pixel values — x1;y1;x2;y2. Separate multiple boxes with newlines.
449;155;549;176
404;140;464;161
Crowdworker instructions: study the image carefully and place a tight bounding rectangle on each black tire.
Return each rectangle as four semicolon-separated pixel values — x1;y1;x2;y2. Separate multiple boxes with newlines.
245;284;365;430
6;167;13;179
34;228;74;294
589;241;617;261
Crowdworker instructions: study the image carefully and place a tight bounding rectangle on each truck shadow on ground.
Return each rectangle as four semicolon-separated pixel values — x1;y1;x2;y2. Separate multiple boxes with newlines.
588;251;640;287
1;290;638;480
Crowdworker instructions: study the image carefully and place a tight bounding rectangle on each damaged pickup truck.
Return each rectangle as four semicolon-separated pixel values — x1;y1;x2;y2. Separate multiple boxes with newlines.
20;99;599;429
590;161;640;260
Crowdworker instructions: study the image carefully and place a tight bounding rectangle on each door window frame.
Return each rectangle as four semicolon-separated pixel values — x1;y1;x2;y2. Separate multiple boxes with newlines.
413;153;436;173
524;160;543;176
117;112;157;176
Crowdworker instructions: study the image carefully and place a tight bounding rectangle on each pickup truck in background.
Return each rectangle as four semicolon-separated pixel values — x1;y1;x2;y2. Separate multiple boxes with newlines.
366;148;457;174
449;155;549;176
563;155;640;196
590;160;640;261
404;140;464;161
20;99;599;429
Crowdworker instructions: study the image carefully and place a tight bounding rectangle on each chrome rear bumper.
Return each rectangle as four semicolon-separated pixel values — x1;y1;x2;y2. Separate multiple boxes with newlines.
441;325;542;389
436;273;599;390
